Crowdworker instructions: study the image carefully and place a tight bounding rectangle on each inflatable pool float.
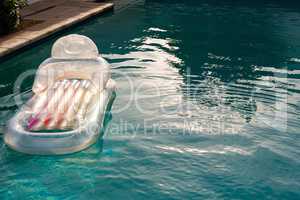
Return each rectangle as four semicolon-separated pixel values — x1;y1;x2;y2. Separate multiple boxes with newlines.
4;34;116;155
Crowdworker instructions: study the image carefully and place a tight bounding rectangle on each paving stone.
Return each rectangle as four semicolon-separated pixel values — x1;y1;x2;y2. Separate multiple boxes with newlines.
0;1;114;58
0;47;9;57
0;38;29;49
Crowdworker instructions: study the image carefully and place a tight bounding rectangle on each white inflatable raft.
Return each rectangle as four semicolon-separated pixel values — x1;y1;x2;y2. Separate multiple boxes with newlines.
4;34;116;155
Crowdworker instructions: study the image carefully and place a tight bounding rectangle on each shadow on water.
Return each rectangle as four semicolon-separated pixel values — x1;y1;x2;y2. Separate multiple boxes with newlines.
147;0;300;9
142;0;300;123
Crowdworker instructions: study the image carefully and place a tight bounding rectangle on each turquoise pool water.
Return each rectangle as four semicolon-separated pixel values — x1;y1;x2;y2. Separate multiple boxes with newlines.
1;0;300;199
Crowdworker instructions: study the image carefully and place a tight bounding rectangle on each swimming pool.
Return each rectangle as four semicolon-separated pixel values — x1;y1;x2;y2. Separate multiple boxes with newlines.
1;0;300;199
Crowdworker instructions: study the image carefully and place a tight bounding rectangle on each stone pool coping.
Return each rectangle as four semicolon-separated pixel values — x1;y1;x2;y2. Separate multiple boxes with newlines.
0;0;114;58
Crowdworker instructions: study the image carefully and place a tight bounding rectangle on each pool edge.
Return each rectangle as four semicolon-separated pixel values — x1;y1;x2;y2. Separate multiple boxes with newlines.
0;2;114;58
